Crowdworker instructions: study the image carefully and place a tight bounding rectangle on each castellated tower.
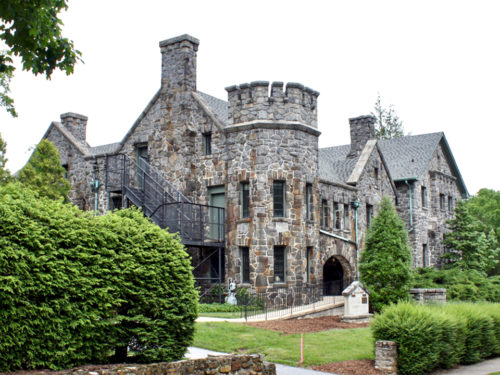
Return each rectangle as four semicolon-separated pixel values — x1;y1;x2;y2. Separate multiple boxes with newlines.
224;81;321;292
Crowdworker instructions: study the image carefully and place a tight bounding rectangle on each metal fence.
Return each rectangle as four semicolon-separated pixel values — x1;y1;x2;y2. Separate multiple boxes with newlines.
200;285;343;321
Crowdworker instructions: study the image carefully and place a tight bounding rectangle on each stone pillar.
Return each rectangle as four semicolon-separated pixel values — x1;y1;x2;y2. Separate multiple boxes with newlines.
60;112;88;143
375;340;398;375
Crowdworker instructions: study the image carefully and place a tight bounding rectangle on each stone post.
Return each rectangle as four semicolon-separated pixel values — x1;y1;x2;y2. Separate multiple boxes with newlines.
375;340;398;375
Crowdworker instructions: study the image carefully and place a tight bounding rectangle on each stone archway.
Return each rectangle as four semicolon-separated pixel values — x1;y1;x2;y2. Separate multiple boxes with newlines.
323;256;344;295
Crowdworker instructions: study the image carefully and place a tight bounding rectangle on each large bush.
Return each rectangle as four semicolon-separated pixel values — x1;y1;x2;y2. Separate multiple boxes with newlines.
359;196;412;312
0;182;197;371
372;301;500;375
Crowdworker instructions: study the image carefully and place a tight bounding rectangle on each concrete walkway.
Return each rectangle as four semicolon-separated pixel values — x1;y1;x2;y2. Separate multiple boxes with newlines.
431;357;500;375
185;347;336;375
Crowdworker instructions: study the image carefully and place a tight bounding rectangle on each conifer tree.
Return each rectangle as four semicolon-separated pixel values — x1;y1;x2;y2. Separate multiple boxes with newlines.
372;94;405;139
0;133;10;184
359;196;412;312
18;139;70;202
443;201;499;275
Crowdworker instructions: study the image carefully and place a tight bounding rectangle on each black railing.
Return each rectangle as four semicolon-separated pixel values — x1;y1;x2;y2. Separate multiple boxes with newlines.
199;285;343;321
105;154;225;245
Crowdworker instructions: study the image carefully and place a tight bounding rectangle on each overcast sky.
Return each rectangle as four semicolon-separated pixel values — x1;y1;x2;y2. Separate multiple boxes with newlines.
1;0;499;195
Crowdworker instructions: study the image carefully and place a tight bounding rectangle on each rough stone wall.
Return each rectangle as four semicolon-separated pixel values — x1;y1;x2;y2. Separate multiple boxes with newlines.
60;112;88;144
410;288;447;304
44;354;276;375
347;115;375;158
397;141;462;268
45;126;93;210
375;341;398;375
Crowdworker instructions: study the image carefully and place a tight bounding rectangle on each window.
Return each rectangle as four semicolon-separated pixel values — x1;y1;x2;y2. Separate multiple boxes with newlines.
366;204;373;229
374;167;379;180
421;186;427;208
440;194;446;210
334;202;341;229
241;182;250;218
203;133;212;155
62;164;69;179
306;183;313;221
241;247;250;283
306;247;313;284
448;196;453;213
273;181;285;217
343;204;350;230
274;246;286;283
422;244;428;267
321;199;329;229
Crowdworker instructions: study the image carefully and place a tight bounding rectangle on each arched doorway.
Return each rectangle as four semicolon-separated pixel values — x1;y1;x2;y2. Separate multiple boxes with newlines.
323;256;344;295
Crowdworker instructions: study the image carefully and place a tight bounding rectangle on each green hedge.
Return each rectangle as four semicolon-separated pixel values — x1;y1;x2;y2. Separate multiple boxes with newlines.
0;183;197;371
372;301;500;375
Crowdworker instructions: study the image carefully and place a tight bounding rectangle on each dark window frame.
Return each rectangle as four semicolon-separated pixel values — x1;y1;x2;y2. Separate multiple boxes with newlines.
241;246;250;284
203;132;212;155
334;202;341;230
343;204;350;230
306;247;313;284
273;180;286;217
274;245;286;283
306;183;314;221
366;204;373;229
421;186;427;208
321;199;329;229
241;182;250;218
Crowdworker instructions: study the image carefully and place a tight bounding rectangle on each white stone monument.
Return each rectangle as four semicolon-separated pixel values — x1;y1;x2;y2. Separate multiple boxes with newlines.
341;281;373;322
226;281;237;305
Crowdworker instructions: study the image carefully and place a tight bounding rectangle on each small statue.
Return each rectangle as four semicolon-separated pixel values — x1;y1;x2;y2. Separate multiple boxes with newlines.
226;280;237;305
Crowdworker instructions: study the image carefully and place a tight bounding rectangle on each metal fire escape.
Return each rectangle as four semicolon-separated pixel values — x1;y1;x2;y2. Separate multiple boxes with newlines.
105;154;225;298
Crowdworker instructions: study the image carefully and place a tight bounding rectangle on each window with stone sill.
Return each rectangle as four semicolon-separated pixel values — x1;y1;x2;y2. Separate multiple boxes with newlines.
306;247;313;284
306;183;314;221
273;180;285;217
241;246;250;284
343;204;350;231
321;199;329;229
448;196;453;213
334;202;341;230
203;133;212;155
241;182;250;218
421;186;427;208
440;193;446;211
274;246;286;283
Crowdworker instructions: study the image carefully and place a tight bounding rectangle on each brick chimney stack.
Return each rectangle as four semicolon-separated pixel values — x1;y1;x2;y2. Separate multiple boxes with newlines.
347;115;376;158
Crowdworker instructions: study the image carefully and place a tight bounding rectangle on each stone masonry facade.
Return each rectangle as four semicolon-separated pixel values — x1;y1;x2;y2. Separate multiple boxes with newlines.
42;34;468;295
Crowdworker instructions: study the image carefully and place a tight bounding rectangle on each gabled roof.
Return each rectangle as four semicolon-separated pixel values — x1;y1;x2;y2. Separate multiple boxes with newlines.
319;144;357;184
42;121;89;156
196;91;228;125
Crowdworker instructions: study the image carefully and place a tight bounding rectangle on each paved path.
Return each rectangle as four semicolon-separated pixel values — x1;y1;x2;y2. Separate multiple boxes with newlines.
431;357;500;375
186;347;336;375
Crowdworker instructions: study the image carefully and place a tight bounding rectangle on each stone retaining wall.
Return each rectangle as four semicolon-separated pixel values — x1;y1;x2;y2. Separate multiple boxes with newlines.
375;340;398;375
410;288;446;304
50;354;276;375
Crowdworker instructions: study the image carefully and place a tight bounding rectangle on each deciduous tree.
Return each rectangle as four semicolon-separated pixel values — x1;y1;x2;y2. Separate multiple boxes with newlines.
0;0;81;116
0;133;9;184
359;196;413;312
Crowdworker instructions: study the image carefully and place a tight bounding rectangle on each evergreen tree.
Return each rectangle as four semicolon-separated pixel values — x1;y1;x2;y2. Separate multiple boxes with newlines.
443;201;499;274
17;139;70;202
0;133;10;184
372;94;405;139
359;196;413;312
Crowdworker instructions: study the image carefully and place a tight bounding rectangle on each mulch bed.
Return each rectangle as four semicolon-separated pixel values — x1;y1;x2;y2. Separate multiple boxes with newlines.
312;359;384;375
244;315;369;334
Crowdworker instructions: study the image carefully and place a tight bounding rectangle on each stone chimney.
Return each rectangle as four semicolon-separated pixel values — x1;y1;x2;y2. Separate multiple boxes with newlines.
347;115;376;158
159;34;199;92
60;112;88;143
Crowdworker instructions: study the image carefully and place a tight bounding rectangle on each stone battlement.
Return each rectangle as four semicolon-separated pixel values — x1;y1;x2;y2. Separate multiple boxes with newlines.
225;81;319;127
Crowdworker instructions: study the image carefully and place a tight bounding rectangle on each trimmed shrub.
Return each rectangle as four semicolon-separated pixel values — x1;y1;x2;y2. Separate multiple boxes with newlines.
0;183;197;370
372;301;500;375
198;303;241;313
372;302;442;375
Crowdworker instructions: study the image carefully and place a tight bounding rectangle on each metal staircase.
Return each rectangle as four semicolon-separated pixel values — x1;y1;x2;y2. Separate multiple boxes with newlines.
105;154;225;247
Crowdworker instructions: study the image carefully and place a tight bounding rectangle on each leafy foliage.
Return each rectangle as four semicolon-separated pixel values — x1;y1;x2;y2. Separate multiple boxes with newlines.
0;132;10;184
442;200;499;275
0;183;197;371
412;267;500;302
372;94;405;140
0;0;81;116
17;139;71;202
372;301;500;375
359;196;412;312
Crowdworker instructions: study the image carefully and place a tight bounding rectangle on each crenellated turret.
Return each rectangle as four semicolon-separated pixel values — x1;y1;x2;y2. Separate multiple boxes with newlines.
225;81;319;127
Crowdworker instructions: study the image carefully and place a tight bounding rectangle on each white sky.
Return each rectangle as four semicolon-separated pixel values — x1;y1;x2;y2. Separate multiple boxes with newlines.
1;0;499;195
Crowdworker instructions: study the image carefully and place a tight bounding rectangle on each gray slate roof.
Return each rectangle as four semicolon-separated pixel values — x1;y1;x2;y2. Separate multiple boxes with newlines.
377;132;443;181
88;142;122;157
319;132;444;184
197;91;229;125
319;145;357;184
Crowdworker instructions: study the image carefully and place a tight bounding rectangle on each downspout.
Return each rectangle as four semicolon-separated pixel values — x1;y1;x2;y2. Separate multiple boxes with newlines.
404;180;413;232
351;200;360;280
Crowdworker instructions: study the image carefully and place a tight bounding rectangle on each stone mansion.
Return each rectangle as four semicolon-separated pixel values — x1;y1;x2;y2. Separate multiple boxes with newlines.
41;34;468;295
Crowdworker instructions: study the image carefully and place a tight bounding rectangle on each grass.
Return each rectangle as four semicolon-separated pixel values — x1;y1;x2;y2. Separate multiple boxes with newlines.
193;322;374;367
198;312;243;319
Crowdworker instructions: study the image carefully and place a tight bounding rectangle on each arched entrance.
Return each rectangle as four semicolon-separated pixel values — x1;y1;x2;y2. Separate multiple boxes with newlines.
323;256;344;295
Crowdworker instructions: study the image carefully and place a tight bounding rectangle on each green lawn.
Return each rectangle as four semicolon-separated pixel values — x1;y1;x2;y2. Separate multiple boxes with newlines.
193;322;374;367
